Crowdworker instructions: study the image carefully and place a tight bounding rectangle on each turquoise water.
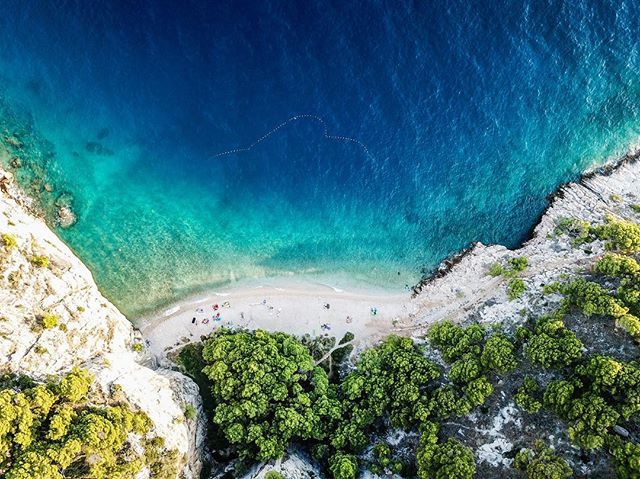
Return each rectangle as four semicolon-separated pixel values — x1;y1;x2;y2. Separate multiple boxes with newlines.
1;1;640;316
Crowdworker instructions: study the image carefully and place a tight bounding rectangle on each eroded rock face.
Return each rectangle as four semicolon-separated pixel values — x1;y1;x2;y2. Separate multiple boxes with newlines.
0;168;205;478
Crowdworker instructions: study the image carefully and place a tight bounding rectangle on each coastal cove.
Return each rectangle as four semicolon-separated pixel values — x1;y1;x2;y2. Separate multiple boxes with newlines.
141;154;640;365
3;1;640;316
4;140;640;478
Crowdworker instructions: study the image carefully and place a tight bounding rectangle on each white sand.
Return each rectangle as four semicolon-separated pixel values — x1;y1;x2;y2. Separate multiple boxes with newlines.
137;277;414;358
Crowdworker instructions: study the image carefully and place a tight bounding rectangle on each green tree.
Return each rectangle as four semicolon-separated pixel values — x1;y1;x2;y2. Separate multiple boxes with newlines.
329;452;358;479
200;329;340;461
593;215;640;253
524;317;583;368
480;333;517;373
428;321;484;363
508;278;526;300
514;377;543;413
609;437;640;479
514;440;572;479
0;369;177;479
417;425;475;479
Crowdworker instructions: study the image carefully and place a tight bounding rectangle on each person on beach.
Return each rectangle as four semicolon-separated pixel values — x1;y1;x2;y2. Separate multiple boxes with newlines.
191;317;196;324
324;303;330;309
370;307;377;316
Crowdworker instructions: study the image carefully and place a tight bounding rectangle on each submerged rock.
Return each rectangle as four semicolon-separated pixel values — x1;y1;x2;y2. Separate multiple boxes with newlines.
85;140;114;156
57;205;77;228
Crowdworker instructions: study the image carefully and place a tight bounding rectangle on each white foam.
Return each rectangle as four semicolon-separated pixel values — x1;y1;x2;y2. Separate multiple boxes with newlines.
163;305;180;316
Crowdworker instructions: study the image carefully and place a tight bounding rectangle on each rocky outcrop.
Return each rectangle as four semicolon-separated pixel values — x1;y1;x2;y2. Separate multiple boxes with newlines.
0;169;206;478
407;154;640;335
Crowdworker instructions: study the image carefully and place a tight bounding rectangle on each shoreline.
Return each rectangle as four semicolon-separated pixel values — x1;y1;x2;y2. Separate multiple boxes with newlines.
139;143;640;361
137;275;412;359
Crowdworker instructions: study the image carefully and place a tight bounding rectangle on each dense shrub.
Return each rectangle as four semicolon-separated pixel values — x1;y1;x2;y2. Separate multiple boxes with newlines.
524;316;583;368
41;312;59;329
515;377;543;413
416;422;475;479
334;335;440;444
593;215;640;253
481;333;517;373
29;255;49;268
0;368;178;479
1;233;17;250
508;277;526;300
200;328;340;462
514;440;572;479
594;253;640;278
428;321;484;363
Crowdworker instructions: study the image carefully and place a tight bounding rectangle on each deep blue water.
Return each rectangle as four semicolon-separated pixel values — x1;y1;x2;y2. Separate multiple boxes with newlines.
1;1;640;316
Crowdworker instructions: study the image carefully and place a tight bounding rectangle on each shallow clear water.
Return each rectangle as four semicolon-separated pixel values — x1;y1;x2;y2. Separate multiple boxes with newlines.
1;1;640;316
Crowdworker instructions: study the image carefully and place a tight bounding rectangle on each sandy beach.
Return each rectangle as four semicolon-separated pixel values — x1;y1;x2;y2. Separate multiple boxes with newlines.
136;277;415;358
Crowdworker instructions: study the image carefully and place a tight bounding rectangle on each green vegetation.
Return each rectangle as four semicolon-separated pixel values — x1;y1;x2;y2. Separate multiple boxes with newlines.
0;368;179;479
514;440;572;479
554;218;592;246
522;314;583;368
514;377;543;413
593;215;640;253
417;422;475;479
1;233;17;250
41;312;59;329
481;333;518;373
29;254;49;268
508;277;526;300
172;210;640;477
488;256;528;300
182;325;512;477
200;329;337;462
132;342;144;352
264;471;284;479
184;404;197;421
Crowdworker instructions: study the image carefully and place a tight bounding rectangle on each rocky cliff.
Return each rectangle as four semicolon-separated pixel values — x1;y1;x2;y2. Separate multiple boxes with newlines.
0;168;206;478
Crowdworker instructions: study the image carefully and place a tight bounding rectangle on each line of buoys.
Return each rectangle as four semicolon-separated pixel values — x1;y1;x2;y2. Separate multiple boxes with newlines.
210;114;372;159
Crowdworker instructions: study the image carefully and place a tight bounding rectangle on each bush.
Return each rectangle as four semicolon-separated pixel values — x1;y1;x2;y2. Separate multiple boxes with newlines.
554;218;592;245
515;377;543;413
1;233;17;250
489;263;505;277
264;471;284;479
41;313;59;329
594;253;640;278
507;278;526;300
593;216;640;253
417;425;475;479
184;404;197;420
329;452;358;479
334;335;440;448
29;255;49;268
509;256;528;272
610;437;640;478
524;317;583;368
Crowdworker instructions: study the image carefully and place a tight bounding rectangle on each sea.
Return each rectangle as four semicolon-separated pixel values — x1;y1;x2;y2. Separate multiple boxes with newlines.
1;0;640;316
